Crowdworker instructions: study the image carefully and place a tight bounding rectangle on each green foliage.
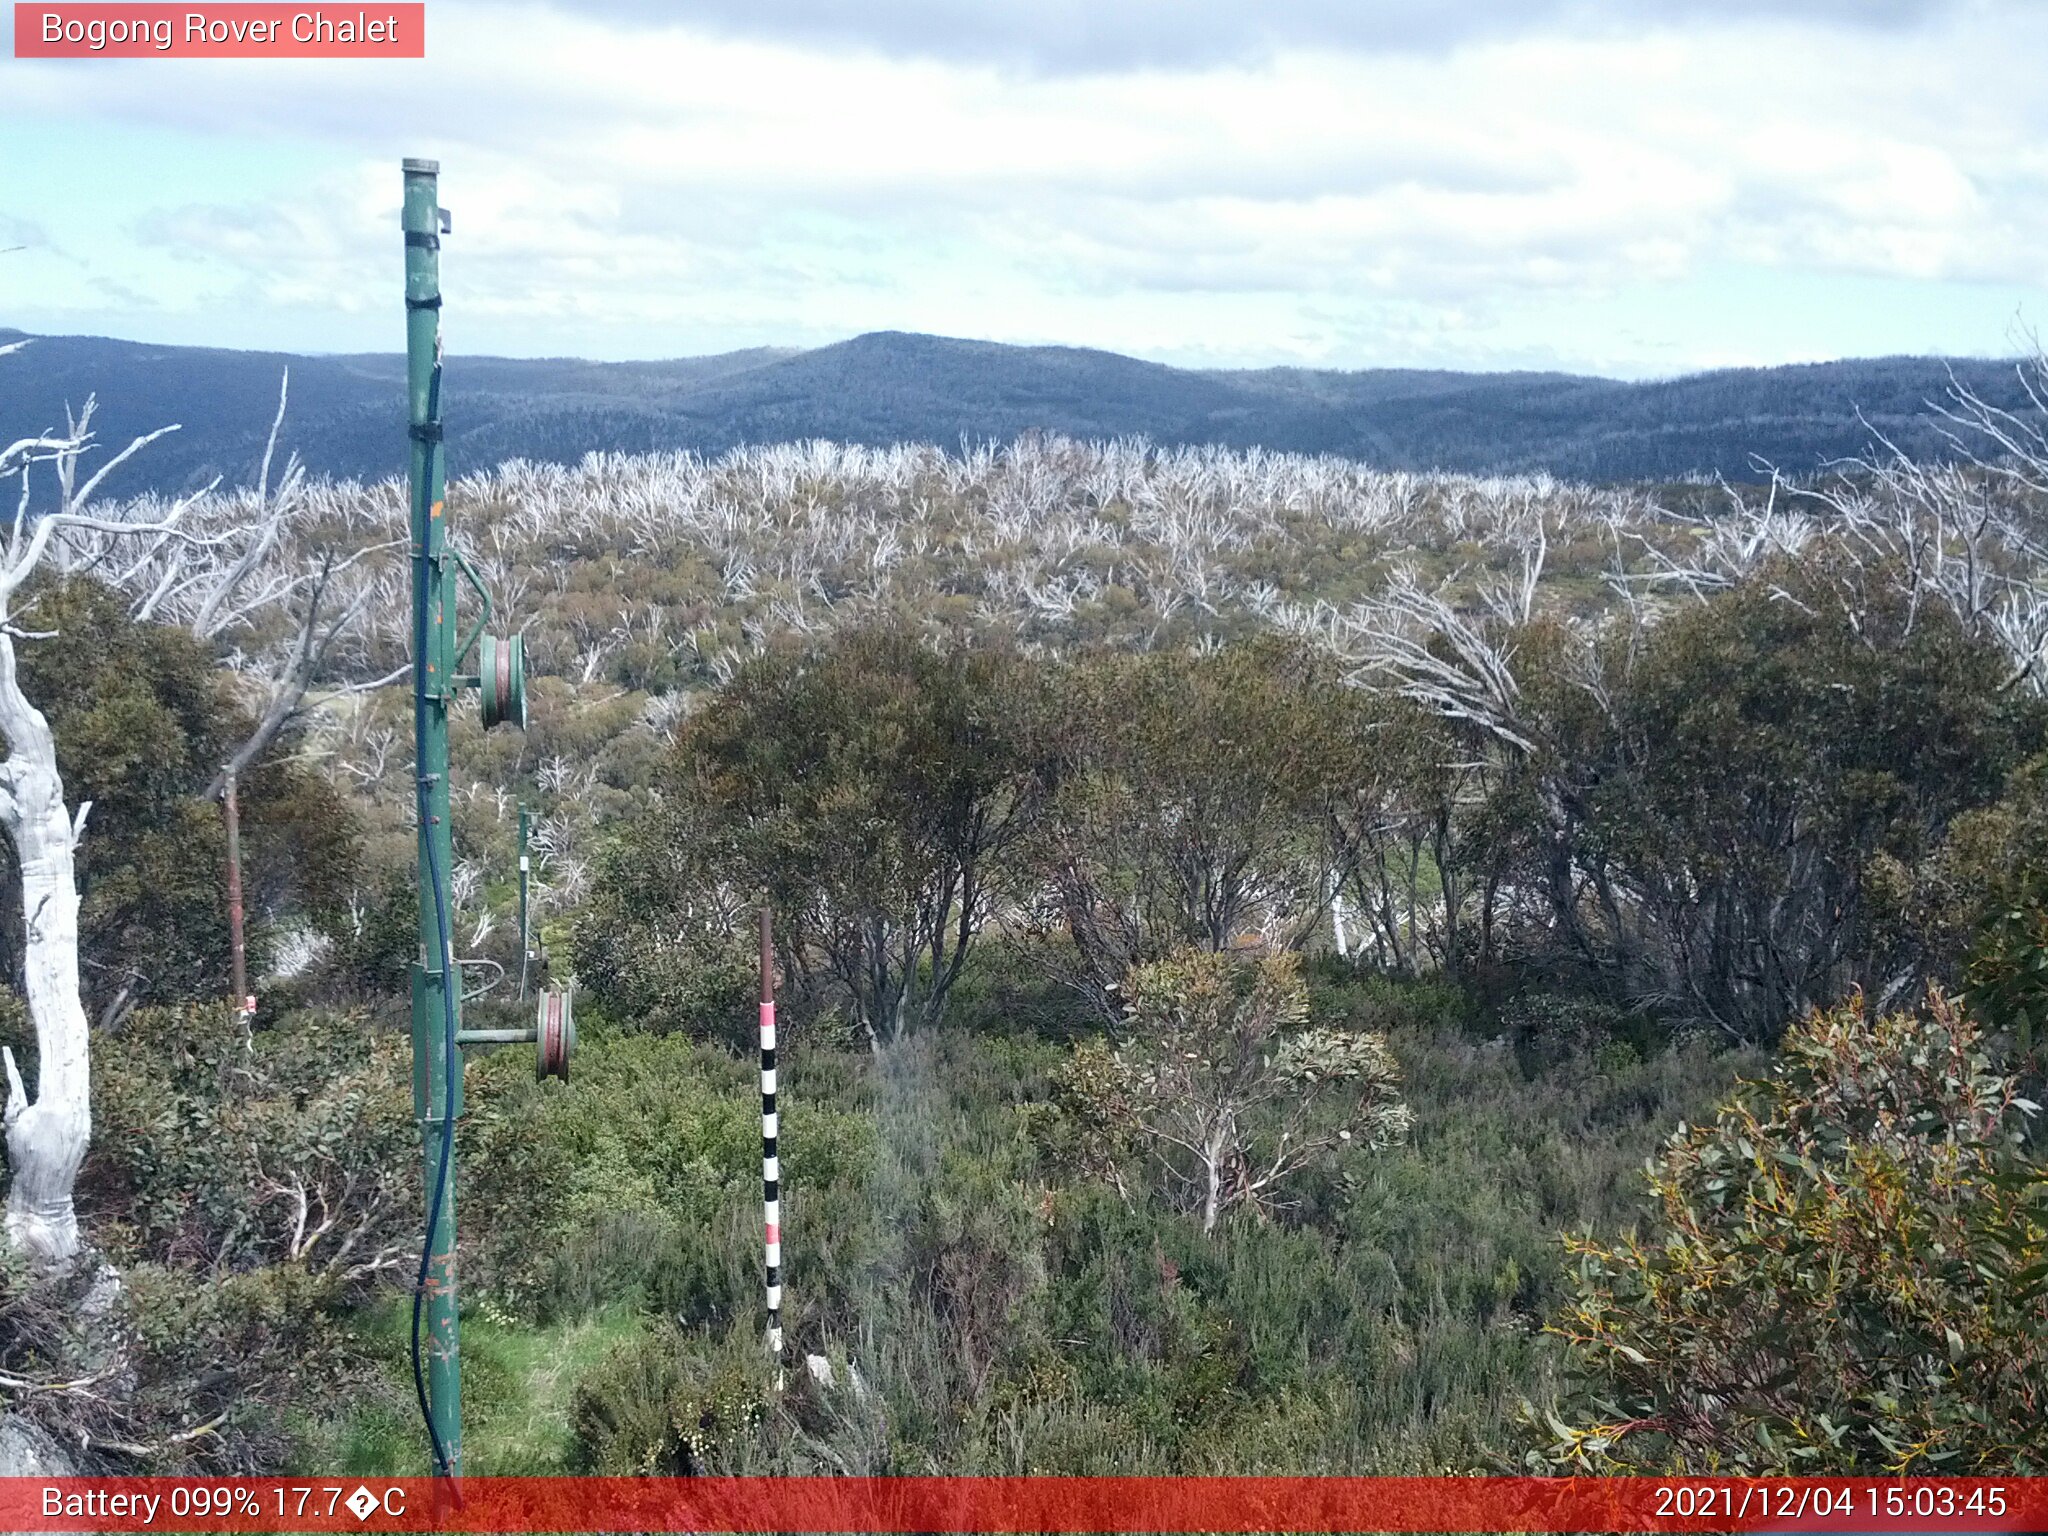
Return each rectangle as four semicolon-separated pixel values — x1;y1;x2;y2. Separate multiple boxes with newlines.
577;563;2038;1054
39;423;2048;1480
52;1005;413;1470
572;811;756;1049
1540;988;2048;1473
299;1301;648;1477
1059;949;1410;1232
0;1228;395;1474
1331;700;1486;978
1934;756;2048;1049
462;1024;875;1324
0;576;359;1021
1034;640;1368;1003
1044;1038;1141;1194
314;865;418;1004
570;1330;692;1473
1576;557;2042;1039
1010;978;1741;1473
84;1003;416;1278
118;1259;373;1471
940;933;1098;1042
122;947;1735;1478
608;625;1056;1045
569;1328;773;1474
1497;992;1650;1075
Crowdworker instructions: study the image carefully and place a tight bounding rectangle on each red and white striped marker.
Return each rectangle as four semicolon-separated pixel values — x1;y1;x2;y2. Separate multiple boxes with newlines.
759;908;783;1385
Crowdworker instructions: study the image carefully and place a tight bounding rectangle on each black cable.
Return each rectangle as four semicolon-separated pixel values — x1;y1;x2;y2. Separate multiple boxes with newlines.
409;358;460;1485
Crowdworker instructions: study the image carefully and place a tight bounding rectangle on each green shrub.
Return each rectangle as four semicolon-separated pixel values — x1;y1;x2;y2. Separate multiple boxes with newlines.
317;867;417;1005
570;1331;691;1474
119;1260;380;1472
85;1004;415;1279
646;625;1058;1046
1580;558;2044;1041
1064;949;1410;1233
943;935;1098;1042
50;1005;416;1470
0;575;360;1024
1929;757;2048;1052
463;1028;874;1324
572;822;759;1050
1539;988;2048;1473
1302;966;1470;1040
570;1330;769;1474
1498;992;1645;1074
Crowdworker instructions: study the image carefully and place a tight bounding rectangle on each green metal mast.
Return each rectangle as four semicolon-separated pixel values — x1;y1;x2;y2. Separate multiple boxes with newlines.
399;154;548;1483
403;156;462;1478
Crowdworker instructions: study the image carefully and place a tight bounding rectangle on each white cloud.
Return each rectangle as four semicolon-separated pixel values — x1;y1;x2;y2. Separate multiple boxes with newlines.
6;0;2048;370
518;0;1956;76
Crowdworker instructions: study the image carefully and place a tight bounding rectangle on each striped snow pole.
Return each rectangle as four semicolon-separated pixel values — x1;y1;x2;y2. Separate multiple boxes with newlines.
759;907;783;1384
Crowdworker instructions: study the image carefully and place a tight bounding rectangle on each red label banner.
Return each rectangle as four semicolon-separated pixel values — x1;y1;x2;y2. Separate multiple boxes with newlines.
13;4;425;56
0;1477;2039;1533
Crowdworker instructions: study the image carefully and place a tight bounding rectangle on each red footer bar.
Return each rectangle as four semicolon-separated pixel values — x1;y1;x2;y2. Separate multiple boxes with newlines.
6;1477;2042;1533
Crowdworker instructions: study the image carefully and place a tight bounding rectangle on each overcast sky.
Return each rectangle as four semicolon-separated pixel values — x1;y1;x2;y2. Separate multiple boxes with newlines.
4;0;2046;376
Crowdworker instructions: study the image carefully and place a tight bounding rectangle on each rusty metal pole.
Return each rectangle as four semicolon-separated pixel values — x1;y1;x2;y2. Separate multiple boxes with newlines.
223;768;250;1016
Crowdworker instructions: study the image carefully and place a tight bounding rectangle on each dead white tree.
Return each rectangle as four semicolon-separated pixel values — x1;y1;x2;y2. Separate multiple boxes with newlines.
98;374;408;798
1610;358;2048;698
52;372;401;1022
0;355;219;1262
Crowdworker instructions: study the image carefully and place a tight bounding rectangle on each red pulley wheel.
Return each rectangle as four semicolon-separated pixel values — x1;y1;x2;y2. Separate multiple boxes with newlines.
479;632;527;732
536;986;575;1082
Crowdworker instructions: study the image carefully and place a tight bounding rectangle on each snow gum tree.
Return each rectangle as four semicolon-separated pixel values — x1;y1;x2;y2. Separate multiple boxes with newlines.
1062;948;1412;1233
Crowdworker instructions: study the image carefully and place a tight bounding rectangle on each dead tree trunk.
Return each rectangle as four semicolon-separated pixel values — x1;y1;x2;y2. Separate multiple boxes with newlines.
0;352;209;1266
0;634;90;1265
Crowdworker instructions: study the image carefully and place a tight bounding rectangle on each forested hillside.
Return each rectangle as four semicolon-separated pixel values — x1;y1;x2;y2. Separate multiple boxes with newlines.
2;326;2035;501
3;349;2048;1477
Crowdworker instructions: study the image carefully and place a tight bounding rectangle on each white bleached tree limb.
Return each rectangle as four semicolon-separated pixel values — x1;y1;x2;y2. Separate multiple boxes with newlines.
0;362;211;1264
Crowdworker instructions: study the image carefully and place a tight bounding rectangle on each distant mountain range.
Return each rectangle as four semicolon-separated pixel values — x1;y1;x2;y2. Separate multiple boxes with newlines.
0;327;2033;500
